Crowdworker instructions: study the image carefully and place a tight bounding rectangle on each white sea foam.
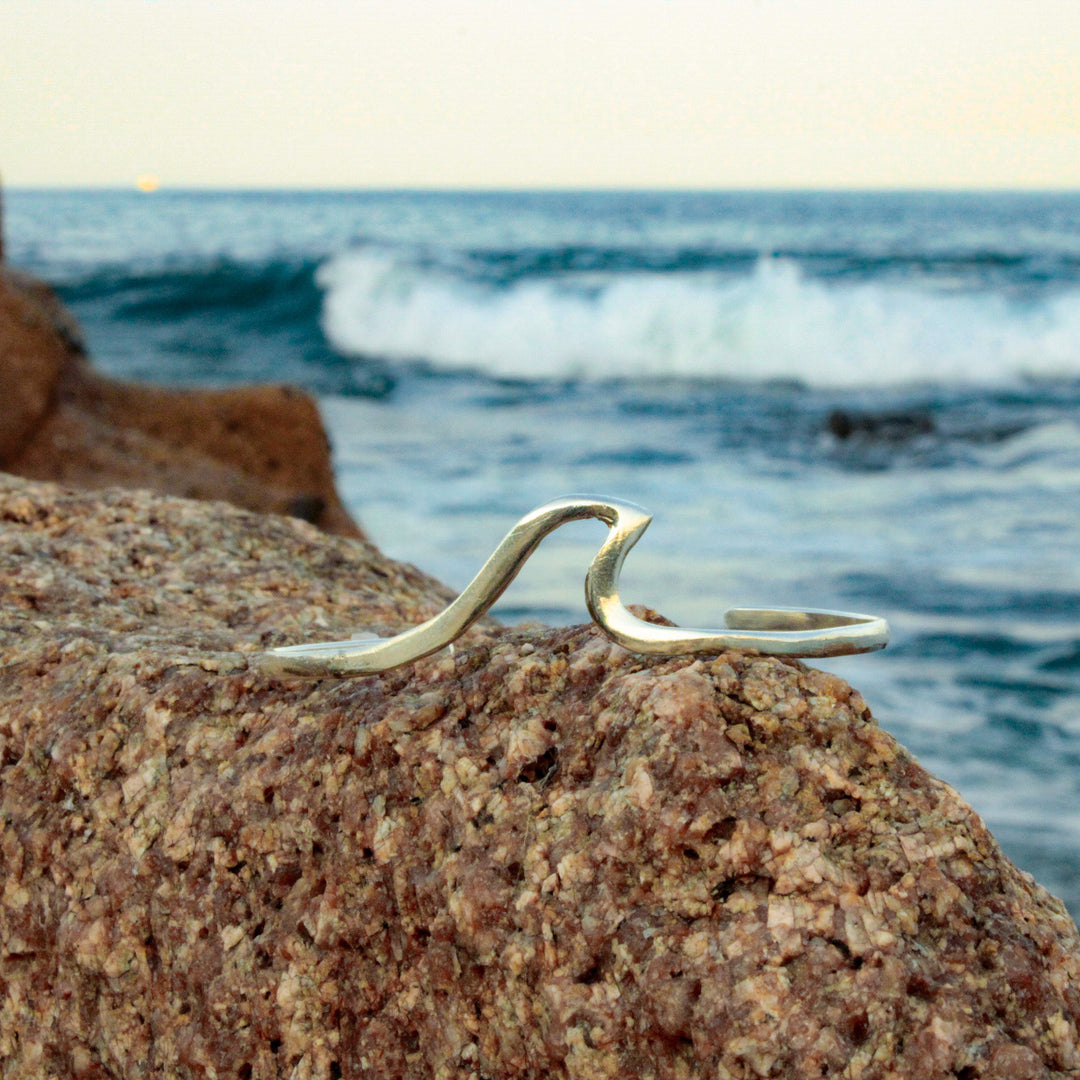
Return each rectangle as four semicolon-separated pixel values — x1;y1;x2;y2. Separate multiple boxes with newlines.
318;246;1080;386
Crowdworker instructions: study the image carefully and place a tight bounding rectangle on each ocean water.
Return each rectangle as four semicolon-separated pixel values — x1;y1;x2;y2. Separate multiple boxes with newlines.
7;188;1080;917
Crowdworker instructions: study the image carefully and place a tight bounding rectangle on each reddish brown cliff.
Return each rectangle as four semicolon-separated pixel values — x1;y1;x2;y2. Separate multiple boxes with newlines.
0;264;361;537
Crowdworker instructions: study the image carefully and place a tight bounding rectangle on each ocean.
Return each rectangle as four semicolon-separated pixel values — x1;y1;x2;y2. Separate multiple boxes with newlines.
7;188;1080;917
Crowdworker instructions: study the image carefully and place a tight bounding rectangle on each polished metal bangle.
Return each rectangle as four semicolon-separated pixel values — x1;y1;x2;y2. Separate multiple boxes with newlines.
261;496;888;677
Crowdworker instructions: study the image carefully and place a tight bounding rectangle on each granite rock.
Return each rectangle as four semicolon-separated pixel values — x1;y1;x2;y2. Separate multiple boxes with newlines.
0;268;361;537
0;476;1078;1079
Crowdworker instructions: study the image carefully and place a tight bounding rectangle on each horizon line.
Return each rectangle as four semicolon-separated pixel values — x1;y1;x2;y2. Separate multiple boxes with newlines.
7;182;1080;197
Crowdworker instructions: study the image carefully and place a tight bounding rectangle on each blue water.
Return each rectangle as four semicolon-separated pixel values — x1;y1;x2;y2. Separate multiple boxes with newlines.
7;189;1080;917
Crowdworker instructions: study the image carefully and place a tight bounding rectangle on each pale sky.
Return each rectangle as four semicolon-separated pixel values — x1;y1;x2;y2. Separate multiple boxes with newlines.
2;0;1079;190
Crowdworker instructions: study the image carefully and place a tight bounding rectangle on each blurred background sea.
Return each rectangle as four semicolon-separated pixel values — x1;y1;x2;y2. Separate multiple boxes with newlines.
7;188;1080;916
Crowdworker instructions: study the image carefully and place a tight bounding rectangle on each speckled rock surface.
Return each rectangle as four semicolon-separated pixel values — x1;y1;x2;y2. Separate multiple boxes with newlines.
1;476;1078;1079
0;268;361;537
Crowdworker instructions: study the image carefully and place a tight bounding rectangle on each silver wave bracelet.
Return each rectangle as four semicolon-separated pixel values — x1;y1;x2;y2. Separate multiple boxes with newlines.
261;496;888;678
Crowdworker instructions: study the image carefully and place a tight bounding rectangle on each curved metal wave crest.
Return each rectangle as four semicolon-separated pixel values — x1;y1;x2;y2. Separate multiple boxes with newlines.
261;496;888;677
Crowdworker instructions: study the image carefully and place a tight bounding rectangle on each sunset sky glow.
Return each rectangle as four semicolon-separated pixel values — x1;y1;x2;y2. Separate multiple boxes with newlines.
2;0;1078;190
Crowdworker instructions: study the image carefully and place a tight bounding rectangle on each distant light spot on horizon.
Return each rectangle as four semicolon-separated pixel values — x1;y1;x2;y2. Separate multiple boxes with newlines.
136;174;160;193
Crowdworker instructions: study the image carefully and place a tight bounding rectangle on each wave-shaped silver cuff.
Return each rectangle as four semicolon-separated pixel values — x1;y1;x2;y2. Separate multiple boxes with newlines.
261;496;888;677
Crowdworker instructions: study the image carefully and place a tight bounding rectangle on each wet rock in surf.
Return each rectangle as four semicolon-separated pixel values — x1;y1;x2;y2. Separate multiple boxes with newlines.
827;408;937;442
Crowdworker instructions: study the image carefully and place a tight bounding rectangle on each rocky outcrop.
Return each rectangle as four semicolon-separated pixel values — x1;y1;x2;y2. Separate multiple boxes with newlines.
0;267;361;537
0;476;1078;1079
0;269;73;464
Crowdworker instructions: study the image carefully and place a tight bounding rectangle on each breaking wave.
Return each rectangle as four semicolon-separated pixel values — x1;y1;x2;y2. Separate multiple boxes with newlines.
319;245;1080;386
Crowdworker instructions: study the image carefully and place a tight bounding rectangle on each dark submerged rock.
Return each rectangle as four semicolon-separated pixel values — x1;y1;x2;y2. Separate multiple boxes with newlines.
827;409;936;443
